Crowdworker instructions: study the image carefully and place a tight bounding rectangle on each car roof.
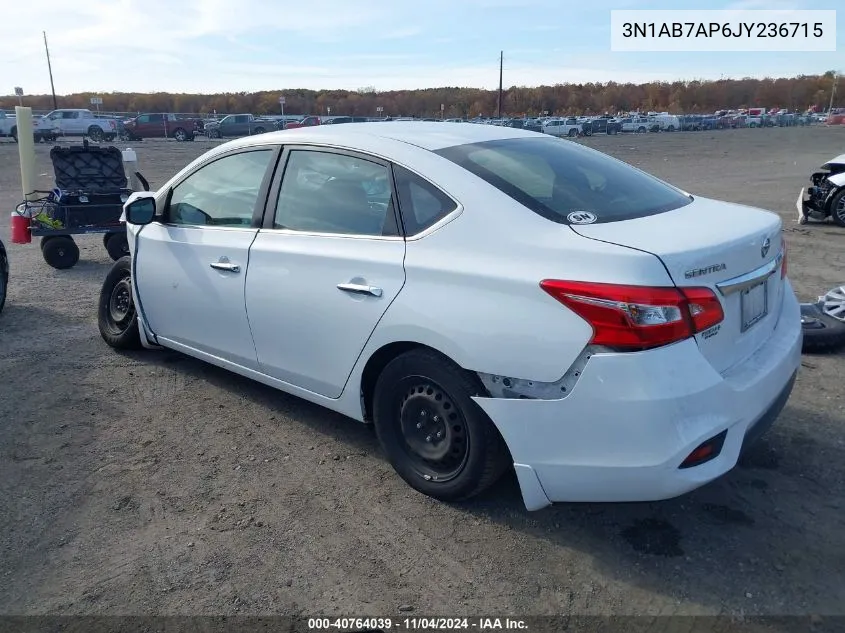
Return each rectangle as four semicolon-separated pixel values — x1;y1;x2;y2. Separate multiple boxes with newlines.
226;121;538;152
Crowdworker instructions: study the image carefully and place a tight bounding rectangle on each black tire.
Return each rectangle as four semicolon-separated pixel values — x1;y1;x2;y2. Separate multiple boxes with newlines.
0;244;7;315
104;134;116;142
11;127;17;143
40;235;57;251
208;129;221;139
254;127;266;134
372;349;510;502
609;128;618;135
667;125;675;132
42;236;79;269
637;126;646;133
105;232;130;260
567;128;577;137
801;303;845;353
98;256;142;350
88;126;104;142
829;190;845;227
172;128;188;142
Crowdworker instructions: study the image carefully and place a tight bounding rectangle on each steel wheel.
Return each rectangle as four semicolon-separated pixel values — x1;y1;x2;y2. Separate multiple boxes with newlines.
822;286;845;322
396;377;469;482
107;276;135;332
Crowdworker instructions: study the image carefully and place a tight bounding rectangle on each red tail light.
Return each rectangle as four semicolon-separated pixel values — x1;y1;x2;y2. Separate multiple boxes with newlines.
780;239;787;279
539;280;725;351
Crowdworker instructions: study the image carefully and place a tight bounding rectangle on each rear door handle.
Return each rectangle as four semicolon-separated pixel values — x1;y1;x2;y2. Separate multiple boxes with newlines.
337;283;383;297
210;261;240;273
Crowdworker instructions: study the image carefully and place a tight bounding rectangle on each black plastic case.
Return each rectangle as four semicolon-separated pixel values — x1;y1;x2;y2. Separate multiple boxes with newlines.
49;145;131;229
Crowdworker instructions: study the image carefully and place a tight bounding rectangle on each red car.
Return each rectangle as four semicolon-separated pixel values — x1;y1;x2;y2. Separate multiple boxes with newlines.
283;116;321;130
121;113;204;141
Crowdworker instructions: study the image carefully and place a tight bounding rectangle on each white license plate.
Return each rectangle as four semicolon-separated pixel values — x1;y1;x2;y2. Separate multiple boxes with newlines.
741;281;768;332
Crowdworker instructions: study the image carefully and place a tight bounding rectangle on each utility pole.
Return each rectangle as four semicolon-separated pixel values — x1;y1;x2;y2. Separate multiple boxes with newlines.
497;51;503;120
829;72;838;113
43;31;58;110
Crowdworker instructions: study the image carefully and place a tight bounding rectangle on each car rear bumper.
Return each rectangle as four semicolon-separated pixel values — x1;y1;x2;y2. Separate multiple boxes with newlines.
473;280;802;510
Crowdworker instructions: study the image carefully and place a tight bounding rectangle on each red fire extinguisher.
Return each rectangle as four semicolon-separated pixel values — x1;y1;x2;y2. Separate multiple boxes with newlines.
10;206;32;244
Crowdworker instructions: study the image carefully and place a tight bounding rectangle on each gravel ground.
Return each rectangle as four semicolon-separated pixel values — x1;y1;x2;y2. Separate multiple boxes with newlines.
0;128;843;623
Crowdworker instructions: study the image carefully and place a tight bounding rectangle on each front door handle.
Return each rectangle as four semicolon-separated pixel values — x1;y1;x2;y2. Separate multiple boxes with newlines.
337;282;383;297
210;261;240;273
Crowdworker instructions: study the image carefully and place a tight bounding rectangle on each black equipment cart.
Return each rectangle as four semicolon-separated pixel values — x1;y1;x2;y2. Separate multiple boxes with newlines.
25;143;133;269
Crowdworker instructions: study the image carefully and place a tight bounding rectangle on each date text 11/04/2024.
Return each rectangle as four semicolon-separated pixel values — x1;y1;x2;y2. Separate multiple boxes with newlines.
621;22;824;38
307;617;529;630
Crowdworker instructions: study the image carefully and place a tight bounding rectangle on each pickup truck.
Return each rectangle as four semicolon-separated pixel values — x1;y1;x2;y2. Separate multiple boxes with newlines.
0;110;17;141
121;113;204;141
35;109;119;142
283;115;321;130
542;117;582;137
204;114;279;138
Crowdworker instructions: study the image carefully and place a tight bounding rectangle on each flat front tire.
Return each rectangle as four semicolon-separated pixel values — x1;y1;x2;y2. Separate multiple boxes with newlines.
98;256;142;349
372;349;510;502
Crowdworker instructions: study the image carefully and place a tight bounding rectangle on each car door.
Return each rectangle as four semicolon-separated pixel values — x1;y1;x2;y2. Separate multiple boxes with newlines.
147;113;165;137
134;114;151;136
245;147;406;398
63;111;82;134
134;146;280;369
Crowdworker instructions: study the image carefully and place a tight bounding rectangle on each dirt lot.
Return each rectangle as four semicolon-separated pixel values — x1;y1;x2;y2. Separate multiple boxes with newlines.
0;128;844;622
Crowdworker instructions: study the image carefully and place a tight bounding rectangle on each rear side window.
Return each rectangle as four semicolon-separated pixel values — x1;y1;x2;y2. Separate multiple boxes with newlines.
435;137;691;224
393;166;457;234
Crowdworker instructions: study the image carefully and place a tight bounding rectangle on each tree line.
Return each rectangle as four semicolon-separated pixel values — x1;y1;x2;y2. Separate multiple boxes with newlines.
1;72;838;118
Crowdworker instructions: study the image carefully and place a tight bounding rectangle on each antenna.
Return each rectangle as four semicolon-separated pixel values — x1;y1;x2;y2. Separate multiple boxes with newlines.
497;51;503;119
43;31;58;110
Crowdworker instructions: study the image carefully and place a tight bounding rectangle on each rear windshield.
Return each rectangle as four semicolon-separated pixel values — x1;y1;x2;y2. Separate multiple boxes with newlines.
435;137;692;224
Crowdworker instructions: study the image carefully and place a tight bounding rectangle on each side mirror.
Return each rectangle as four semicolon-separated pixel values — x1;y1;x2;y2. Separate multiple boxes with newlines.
125;197;156;225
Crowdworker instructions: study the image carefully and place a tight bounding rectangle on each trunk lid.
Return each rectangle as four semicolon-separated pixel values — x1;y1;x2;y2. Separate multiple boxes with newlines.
570;197;785;374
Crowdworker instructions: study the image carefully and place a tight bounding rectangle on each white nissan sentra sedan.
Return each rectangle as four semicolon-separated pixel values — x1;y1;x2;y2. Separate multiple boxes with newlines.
100;122;801;511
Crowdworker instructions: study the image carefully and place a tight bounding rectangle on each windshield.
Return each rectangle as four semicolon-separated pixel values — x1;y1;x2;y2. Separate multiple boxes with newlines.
435;137;692;224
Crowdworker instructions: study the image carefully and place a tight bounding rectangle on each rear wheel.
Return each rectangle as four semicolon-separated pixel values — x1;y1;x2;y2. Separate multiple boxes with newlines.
88;126;104;142
567;128;577;137
372;349;510;502
254;127;266;134
98;256;142;349
637;126;646;133
666;125;675;132
42;236;79;269
11;127;17;143
105;232;130;260
173;128;188;142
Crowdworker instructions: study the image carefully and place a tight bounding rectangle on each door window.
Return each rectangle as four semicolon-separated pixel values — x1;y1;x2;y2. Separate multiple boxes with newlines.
166;150;274;227
274;150;396;236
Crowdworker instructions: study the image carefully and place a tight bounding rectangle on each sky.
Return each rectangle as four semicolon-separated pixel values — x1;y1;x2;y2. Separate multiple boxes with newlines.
0;0;841;95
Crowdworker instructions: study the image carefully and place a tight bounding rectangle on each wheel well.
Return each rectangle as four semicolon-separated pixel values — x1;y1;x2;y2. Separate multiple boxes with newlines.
359;342;488;421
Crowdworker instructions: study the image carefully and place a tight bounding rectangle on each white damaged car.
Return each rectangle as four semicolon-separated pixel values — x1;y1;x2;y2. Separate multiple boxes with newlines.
797;153;845;225
100;122;800;511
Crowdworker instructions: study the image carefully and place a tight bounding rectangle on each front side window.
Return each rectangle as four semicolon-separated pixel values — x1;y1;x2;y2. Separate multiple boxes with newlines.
436;137;692;224
136;115;150;123
166;149;274;227
274;150;395;236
